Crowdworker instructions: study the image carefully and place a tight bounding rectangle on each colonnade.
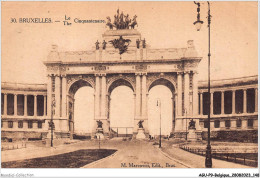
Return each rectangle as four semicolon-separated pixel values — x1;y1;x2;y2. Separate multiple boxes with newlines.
199;88;258;115
2;93;47;117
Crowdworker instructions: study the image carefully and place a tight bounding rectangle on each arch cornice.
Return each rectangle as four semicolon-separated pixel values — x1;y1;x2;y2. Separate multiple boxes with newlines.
147;73;177;94
107;74;136;94
67;75;95;93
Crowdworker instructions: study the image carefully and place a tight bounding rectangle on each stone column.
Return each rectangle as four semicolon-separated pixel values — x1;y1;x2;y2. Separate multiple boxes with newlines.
55;75;61;117
177;72;183;116
210;92;213;115
135;73;141;119
4;93;7;116
101;74;107;118
200;92;203;115
243;89;247;113
14;94;17;116
232;90;236;114
255;88;258;113
94;74;100;119
141;73;147;119
192;71;198;116
47;74;52;118
136;48;141;60
43;95;46;116
184;71;190;115
34;95;37;117
62;75;67;118
24;94;27;116
221;91;224;114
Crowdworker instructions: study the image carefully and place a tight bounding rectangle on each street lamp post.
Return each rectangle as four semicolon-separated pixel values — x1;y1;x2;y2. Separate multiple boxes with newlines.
50;98;56;147
156;99;162;148
185;109;188;141
193;1;212;168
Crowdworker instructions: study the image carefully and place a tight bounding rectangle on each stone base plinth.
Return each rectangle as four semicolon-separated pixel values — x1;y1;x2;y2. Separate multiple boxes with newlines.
95;133;105;140
188;129;197;141
136;128;146;139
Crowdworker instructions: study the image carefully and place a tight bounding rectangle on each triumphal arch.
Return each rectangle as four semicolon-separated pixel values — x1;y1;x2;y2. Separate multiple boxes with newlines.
43;11;201;138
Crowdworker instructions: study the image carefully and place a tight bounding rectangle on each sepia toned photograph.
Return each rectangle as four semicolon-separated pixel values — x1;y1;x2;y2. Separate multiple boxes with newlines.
1;1;259;176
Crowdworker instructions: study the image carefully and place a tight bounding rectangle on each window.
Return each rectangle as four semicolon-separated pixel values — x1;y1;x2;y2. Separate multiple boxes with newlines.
204;121;209;128
28;121;33;128
38;121;42;129
18;121;23;128
236;119;242;128
225;120;231;128
248;119;254;127
8;121;13;128
214;120;220;128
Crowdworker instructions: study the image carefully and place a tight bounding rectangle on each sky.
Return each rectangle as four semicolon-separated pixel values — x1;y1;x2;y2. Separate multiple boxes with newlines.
1;1;258;84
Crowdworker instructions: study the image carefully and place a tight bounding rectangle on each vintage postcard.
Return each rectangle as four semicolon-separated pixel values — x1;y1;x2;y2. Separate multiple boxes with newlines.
1;1;259;177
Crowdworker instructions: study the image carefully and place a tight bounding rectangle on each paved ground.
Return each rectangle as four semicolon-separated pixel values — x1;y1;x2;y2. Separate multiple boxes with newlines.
1;138;253;168
84;139;188;168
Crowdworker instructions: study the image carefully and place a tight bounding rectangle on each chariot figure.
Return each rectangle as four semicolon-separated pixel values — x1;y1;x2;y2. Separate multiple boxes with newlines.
130;15;138;29
124;14;130;29
106;16;114;30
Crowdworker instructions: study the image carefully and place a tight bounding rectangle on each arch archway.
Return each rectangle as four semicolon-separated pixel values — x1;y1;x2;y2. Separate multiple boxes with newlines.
68;79;94;137
108;79;135;136
148;78;176;137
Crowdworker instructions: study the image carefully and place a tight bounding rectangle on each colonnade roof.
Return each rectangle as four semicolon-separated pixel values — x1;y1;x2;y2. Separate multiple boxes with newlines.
1;82;47;92
198;75;258;89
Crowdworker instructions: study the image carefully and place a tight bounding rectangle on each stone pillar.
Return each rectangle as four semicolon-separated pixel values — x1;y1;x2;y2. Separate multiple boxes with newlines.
4;93;7;116
143;48;147;60
135;73;141;119
24;94;27;116
101;74;107;118
14;94;17;116
184;71;190;115
221;91;224;114
177;72;183;116
47;75;52;118
192;71;198;116
55;75;61;117
136;48;141;60
243;89;247;113
200;92;203;115
210;92;213;115
255;88;258;113
232;90;236;114
94;74;100;119
34;95;37;117
43;95;46;116
141;73;147;119
62;75;67;118
95;49;100;61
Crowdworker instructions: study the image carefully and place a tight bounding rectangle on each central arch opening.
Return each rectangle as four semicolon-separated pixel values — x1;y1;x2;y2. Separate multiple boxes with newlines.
148;78;175;137
109;79;134;136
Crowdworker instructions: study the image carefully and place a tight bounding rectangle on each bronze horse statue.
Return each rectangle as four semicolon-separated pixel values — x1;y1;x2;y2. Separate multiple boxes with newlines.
130;15;138;29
